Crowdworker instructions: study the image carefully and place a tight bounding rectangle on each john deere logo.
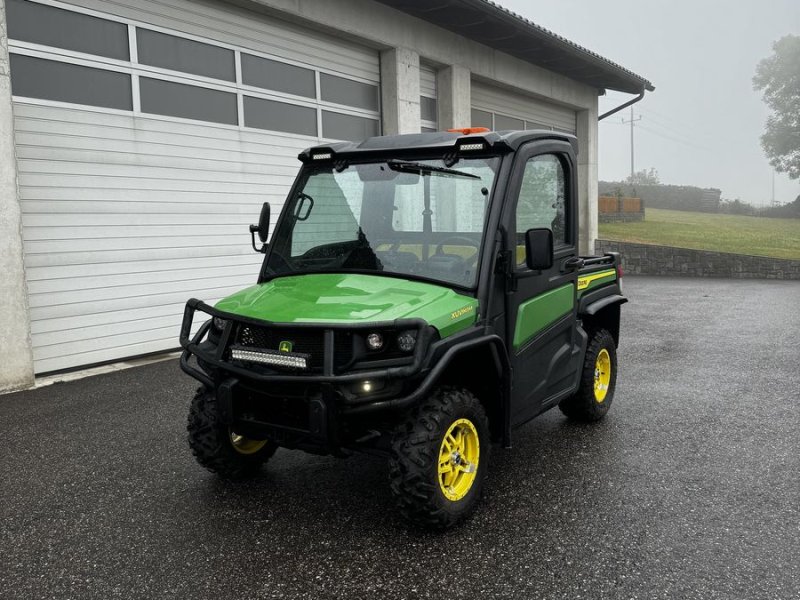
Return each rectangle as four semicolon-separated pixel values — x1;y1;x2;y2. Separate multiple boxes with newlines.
278;341;293;353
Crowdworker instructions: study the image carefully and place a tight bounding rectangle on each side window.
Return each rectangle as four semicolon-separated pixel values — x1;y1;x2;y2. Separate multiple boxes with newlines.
515;154;568;265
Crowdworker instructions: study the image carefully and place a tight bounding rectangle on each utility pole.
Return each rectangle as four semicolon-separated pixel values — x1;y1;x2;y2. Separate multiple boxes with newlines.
621;106;642;180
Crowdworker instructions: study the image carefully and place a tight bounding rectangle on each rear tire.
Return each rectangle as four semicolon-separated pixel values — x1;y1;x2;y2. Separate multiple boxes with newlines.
559;328;617;422
388;387;490;530
187;388;277;479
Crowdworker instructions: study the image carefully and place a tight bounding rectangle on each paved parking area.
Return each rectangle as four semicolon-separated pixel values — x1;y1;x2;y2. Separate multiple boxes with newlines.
1;276;798;599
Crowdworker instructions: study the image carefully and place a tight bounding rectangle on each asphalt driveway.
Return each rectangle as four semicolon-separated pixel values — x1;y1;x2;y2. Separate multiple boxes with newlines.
1;276;798;599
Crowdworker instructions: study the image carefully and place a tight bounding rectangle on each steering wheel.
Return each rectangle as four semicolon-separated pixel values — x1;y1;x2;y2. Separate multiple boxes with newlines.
434;236;481;266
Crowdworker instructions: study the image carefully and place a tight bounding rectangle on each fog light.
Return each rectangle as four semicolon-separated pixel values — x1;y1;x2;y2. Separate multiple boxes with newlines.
366;332;383;350
212;317;227;331
397;330;417;352
354;379;385;395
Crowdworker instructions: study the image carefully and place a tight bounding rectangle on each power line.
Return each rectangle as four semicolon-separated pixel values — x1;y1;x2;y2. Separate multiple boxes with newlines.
636;124;711;151
637;116;705;142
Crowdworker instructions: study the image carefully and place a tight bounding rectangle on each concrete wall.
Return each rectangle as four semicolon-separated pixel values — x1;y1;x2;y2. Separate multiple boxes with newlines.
576;106;598;256
0;0;34;392
380;47;421;134
597;240;800;280
599;213;644;223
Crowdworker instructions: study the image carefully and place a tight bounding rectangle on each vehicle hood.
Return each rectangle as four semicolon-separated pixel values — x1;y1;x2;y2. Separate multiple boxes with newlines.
214;273;478;338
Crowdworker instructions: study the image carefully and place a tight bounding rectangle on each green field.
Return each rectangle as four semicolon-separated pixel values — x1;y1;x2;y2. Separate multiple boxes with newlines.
599;208;800;260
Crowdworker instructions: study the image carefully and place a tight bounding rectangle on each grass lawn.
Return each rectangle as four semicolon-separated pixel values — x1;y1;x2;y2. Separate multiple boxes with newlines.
599;208;800;260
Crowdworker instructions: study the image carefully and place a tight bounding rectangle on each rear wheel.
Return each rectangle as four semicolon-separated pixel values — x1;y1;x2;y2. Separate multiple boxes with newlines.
187;389;277;479
388;387;490;529
559;328;617;422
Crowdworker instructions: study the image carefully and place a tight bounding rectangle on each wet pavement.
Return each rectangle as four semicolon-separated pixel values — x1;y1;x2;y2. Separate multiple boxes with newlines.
1;276;798;599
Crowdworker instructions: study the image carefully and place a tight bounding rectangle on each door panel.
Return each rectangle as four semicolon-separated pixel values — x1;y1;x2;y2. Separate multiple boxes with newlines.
513;283;573;349
503;141;581;426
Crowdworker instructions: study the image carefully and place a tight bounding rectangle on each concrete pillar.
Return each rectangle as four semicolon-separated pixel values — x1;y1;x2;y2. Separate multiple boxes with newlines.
576;104;599;256
437;65;471;130
380;47;420;135
0;1;34;393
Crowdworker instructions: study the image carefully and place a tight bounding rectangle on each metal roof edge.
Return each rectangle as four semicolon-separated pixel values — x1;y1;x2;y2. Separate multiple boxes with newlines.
472;0;654;92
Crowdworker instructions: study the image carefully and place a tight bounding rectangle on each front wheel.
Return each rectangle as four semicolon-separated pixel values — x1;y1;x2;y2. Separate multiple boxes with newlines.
187;389;277;479
559;328;618;422
388;387;490;529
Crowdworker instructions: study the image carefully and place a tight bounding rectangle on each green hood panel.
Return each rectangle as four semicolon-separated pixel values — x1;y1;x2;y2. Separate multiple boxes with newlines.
214;273;478;338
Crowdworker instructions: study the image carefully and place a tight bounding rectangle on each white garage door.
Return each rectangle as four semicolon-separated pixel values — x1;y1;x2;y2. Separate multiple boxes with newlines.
7;0;381;373
420;64;438;132
471;80;576;133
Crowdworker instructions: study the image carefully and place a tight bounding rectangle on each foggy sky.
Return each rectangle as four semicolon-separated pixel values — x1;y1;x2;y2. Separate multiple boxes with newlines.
496;0;800;206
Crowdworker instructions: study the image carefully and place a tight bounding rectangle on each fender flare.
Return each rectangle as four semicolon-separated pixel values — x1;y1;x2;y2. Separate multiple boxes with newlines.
581;294;628;316
344;335;512;445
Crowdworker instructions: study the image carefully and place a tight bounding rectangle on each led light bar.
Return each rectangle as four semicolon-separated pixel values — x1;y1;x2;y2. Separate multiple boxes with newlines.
230;346;309;370
312;152;332;160
459;143;485;151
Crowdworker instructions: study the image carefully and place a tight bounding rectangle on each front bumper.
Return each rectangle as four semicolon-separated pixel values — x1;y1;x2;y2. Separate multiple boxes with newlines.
179;298;439;451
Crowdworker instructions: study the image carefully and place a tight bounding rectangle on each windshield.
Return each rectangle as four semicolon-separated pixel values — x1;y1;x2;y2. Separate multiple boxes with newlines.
265;157;500;287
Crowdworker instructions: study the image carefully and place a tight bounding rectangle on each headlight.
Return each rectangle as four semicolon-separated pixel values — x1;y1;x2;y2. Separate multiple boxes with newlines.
212;317;227;331
396;330;417;353
366;332;384;351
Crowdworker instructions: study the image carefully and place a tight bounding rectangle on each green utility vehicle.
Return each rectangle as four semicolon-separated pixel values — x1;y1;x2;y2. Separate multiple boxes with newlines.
179;128;626;529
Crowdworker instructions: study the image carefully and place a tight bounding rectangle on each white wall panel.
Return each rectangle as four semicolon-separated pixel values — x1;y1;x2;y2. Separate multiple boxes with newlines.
16;103;293;373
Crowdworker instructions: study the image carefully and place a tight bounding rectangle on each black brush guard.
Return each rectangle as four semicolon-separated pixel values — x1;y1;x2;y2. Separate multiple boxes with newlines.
179;298;443;451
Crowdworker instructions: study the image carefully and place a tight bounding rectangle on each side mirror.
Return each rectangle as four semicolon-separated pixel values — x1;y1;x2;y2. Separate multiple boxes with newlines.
525;228;553;270
249;202;270;253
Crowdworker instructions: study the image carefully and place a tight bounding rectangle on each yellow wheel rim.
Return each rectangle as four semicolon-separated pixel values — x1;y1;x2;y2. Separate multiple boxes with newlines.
594;348;612;403
229;430;268;455
438;418;480;502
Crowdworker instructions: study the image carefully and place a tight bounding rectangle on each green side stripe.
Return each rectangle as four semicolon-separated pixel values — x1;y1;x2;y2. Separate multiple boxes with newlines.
513;284;574;350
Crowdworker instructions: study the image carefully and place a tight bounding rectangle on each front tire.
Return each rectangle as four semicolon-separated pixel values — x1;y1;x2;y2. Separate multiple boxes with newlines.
559;328;618;422
388;387;490;530
187;388;277;479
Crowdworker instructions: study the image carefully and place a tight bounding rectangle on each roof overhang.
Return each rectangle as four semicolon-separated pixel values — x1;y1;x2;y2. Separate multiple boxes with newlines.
375;0;654;94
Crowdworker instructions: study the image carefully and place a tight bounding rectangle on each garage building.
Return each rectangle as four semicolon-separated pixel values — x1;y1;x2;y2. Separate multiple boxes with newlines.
0;0;651;390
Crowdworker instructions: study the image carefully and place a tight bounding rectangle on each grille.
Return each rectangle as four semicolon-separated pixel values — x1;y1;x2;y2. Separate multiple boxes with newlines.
235;325;352;371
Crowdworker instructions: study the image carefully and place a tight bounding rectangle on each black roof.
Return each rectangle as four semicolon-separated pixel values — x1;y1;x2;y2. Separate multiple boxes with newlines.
375;0;654;94
299;129;577;163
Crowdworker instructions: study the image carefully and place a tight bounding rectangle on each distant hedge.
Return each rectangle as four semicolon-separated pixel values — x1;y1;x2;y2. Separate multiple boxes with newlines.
599;181;721;212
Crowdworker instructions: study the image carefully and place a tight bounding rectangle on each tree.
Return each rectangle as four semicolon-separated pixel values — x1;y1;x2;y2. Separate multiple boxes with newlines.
625;167;660;185
753;35;800;179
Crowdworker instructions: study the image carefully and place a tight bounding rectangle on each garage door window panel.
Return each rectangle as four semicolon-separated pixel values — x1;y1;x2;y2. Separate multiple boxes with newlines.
7;0;129;61
136;29;235;82
320;73;378;111
471;109;492;129
420;96;437;123
10;54;132;110
244;96;317;137
140;77;237;125
241;54;316;99
322;111;378;141
495;114;524;131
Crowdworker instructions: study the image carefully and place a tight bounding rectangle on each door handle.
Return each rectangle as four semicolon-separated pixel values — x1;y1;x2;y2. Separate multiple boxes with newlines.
562;257;585;271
